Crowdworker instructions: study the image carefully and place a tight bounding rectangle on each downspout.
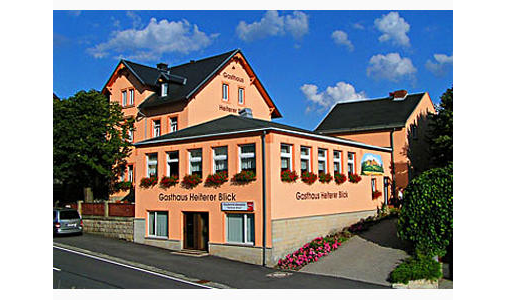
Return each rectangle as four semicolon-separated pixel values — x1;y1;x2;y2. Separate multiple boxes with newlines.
390;129;396;201
261;131;267;266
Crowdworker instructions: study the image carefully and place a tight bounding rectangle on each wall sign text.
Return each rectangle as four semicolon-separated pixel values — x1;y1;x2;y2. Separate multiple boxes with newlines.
223;72;245;83
221;202;254;211
159;192;237;202
295;191;349;201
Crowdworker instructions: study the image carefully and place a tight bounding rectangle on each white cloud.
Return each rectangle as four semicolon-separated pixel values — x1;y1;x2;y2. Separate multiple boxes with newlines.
425;54;453;76
126;11;143;29
236;10;309;42
352;23;365;30
374;12;410;47
301;82;367;113
67;11;81;17
331;30;354;51
87;18;217;61
367;53;417;82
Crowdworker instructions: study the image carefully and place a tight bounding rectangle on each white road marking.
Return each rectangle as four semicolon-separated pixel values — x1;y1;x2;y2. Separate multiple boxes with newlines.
53;245;212;289
53;267;61;271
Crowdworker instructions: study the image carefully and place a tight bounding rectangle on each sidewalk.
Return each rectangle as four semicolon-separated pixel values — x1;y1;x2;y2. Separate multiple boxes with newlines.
53;233;388;289
299;218;453;289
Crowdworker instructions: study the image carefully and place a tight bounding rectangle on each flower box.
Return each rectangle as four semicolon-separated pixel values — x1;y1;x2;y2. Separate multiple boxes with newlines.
301;171;318;185
205;171;228;187
349;173;362;183
372;190;382;199
319;172;333;183
182;174;202;189
232;170;256;184
140;176;158;188
334;173;347;185
281;170;298;182
159;175;179;189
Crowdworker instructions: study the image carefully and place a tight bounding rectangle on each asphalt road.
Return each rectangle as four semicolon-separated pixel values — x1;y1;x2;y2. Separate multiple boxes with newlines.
53;247;206;289
54;234;388;289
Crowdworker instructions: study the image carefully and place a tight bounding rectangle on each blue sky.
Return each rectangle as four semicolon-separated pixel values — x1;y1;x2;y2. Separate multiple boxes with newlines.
54;10;453;130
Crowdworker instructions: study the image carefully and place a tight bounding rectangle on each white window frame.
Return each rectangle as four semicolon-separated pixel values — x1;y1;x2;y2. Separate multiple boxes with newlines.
371;178;377;193
188;149;202;176
166;151;179;177
300;146;311;173
226;213;254;245
146;153;158;177
161;83;168;97
280;144;293;172
318;148;327;173
411;123;418;140
222;83;228;101
147;211;168;238
127;129;134;142
238;88;244;105
333;150;342;174
348;152;356;176
213;147;228;174
121;90;127;107
170;117;178;133
153;120;161;137
128;89;134;105
127;165;134;182
239;144;256;172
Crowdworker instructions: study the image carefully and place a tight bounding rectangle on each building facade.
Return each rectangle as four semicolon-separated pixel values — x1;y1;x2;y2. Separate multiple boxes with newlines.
100;49;431;266
315;90;436;196
133;115;392;265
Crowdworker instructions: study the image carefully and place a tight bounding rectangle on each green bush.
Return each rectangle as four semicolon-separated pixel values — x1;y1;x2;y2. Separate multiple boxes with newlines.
390;256;442;284
397;164;453;257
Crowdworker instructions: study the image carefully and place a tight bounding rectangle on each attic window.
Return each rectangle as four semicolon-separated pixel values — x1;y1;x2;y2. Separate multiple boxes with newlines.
161;83;168;97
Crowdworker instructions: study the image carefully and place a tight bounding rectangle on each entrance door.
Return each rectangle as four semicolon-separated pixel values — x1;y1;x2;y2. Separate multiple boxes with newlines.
183;212;209;251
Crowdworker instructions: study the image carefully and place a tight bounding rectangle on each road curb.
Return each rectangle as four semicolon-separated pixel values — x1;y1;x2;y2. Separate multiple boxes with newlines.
53;242;231;289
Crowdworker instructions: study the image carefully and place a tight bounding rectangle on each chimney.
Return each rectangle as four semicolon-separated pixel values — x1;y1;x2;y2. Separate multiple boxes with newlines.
157;62;168;71
389;89;408;101
190;60;195;63
239;108;253;118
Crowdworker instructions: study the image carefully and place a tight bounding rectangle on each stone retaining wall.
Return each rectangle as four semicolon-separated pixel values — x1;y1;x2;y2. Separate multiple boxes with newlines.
83;216;134;241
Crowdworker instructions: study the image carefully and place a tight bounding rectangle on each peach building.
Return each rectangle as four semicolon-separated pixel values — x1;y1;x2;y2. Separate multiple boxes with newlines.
100;49;429;265
133;114;392;265
315;90;436;198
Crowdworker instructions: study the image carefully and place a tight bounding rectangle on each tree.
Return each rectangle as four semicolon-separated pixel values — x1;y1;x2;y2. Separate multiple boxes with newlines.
53;90;134;201
428;87;453;167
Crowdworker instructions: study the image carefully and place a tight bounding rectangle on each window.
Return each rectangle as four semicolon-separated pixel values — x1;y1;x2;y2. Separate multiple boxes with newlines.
300;146;311;173
239;144;256;173
127;129;134;142
120;169;125;182
166;151;179;177
222;83;229;101
189;149;202;178
153;120;161;137
147;153;158;177
161;83;168;97
121;90;127;107
148;211;168;237
371;178;377;193
128;89;134;106
128;165;134;182
238;88;244;105
281;144;292;172
170;117;178;133
333;150;342;174
411;124;418;140
213;147;228;173
227;214;254;244
318;148;327;174
347;152;356;177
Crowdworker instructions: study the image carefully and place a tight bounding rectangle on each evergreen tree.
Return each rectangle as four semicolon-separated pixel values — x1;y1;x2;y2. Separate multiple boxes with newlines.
428;87;453;167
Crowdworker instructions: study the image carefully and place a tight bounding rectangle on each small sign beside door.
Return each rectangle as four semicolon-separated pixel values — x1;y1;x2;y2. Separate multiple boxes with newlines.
221;202;254;211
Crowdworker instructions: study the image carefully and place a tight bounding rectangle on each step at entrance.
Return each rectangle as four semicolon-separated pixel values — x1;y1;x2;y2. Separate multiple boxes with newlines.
173;249;209;257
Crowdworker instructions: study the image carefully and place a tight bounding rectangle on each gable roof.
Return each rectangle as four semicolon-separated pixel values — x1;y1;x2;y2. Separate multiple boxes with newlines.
102;49;282;118
134;114;391;152
315;92;428;134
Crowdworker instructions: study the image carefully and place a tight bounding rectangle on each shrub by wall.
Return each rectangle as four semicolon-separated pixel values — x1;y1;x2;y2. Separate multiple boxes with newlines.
397;163;453;257
390;255;443;284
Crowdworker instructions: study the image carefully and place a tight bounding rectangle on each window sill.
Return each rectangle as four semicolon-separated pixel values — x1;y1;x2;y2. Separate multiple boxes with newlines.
145;236;169;240
225;242;255;247
122;105;135;109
